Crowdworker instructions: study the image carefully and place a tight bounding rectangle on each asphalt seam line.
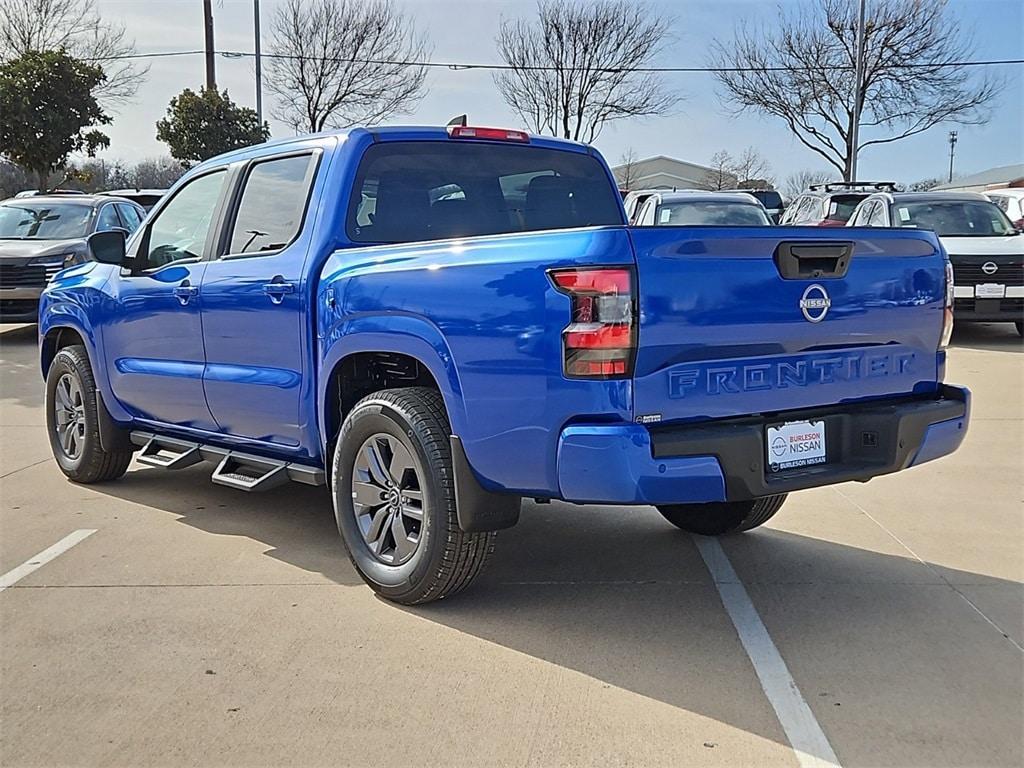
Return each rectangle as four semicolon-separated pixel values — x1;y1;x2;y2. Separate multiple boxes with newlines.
0;529;97;592
833;486;1024;653
694;535;842;768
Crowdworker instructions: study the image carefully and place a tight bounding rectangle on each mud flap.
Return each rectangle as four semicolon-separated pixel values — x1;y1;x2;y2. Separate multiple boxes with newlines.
96;391;134;453
451;435;521;532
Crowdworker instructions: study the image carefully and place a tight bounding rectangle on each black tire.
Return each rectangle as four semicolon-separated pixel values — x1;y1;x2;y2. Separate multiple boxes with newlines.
45;345;132;483
1016;321;1023;337
331;387;495;604
656;494;788;536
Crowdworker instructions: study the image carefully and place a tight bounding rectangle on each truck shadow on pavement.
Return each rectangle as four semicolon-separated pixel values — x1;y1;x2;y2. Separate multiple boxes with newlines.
94;471;1022;763
950;322;1022;352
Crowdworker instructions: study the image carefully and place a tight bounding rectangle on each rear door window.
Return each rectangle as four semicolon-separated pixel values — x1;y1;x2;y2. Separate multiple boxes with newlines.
227;154;317;255
347;141;624;244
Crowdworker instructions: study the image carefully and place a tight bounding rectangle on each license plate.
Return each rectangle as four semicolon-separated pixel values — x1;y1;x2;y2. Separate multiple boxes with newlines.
975;283;1006;298
767;420;827;472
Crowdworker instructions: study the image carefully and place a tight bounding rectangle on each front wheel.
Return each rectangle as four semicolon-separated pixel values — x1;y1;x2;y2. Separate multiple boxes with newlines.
656;494;788;536
331;387;495;604
45;345;132;483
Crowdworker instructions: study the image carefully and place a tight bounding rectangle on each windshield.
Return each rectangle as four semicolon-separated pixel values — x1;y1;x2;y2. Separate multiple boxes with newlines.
0;202;92;239
893;200;1016;237
656;201;771;226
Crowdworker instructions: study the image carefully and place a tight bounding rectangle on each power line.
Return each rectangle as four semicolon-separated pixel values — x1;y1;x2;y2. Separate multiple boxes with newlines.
85;49;1024;73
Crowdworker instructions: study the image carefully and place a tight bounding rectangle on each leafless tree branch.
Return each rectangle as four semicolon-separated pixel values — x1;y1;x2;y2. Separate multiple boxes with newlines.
709;0;999;179
495;0;680;144
0;0;148;106
265;0;429;133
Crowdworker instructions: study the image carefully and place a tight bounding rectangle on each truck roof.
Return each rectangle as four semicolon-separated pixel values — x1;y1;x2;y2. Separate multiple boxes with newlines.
196;125;594;171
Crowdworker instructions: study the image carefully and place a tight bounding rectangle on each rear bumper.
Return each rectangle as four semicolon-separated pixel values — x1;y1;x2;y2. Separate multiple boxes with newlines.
556;385;970;504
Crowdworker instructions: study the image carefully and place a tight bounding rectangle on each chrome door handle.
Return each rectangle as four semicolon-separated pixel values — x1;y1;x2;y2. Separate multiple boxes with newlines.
262;279;295;305
173;281;199;306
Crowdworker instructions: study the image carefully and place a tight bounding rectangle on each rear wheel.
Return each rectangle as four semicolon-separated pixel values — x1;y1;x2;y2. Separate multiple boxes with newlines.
45;345;132;483
656;494;788;536
331;387;495;604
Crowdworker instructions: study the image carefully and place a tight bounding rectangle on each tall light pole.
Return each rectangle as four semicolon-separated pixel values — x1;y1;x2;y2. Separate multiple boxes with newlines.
848;0;867;181
254;0;263;124
948;131;958;183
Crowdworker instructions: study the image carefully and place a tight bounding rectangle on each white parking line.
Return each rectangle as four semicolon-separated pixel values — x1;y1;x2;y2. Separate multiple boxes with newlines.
695;535;842;768
0;529;97;592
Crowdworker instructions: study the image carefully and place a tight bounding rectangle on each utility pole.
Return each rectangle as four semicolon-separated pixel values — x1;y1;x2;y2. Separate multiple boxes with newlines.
848;0;867;181
203;0;216;91
948;131;958;183
254;0;263;124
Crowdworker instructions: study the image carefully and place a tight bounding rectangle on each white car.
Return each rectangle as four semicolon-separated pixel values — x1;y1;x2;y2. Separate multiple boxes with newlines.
986;188;1024;231
847;191;1023;335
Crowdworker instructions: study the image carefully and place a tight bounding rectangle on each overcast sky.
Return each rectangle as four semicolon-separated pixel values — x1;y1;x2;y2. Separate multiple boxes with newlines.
93;0;1022;185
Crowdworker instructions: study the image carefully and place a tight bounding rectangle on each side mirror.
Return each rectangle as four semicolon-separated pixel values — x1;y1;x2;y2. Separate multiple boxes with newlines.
87;229;126;265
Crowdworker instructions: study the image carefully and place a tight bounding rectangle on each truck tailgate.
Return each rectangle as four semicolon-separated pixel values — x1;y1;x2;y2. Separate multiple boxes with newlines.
630;226;947;424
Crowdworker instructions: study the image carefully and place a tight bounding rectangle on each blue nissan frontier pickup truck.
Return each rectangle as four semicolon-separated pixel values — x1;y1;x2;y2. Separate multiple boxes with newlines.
39;125;970;604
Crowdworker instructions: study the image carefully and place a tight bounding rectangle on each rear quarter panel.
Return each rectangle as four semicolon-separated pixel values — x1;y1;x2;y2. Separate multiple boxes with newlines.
318;227;634;496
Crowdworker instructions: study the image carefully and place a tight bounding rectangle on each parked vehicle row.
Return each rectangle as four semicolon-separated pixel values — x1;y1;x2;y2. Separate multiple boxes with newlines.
846;191;1023;335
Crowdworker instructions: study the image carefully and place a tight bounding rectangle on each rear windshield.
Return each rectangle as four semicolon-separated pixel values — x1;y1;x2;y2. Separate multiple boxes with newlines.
347;141;624;244
0;202;92;239
656;201;770;226
893;200;1016;237
826;194;867;222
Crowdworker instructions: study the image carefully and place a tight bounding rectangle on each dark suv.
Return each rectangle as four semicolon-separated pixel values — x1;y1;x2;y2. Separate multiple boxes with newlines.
781;181;896;227
0;195;145;322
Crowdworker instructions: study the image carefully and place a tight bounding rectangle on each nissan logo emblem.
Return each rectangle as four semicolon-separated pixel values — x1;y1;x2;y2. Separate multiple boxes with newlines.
799;284;831;323
982;261;998;275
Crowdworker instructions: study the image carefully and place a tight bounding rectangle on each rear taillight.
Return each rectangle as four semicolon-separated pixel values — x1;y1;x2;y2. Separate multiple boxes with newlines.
940;259;954;348
550;267;636;379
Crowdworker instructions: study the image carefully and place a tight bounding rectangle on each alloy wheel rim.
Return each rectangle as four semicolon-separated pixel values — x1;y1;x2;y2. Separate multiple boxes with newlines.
351;433;425;565
53;372;86;460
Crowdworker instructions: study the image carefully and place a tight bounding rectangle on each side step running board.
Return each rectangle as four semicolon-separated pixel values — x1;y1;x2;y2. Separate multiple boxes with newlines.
130;431;325;491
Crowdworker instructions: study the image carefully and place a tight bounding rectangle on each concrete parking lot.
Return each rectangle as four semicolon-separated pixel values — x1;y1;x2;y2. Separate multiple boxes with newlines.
1;321;1021;768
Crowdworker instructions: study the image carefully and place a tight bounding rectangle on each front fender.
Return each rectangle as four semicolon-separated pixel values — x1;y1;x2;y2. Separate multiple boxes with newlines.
318;312;468;453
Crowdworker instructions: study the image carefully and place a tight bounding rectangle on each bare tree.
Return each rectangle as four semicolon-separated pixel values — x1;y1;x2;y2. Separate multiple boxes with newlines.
614;147;641;190
731;146;773;187
710;0;998;180
784;169;836;196
495;0;678;143
701;150;738;190
266;0;429;133
0;0;147;105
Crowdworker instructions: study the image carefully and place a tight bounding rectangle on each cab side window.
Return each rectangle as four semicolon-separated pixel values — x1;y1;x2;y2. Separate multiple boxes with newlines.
140;170;226;270
226;155;315;255
96;204;122;232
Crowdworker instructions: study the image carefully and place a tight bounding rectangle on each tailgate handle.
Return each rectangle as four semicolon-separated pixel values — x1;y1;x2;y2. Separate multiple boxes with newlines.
774;241;853;279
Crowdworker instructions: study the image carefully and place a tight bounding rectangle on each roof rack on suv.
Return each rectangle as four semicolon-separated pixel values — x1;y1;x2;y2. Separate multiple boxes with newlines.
808;181;897;193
